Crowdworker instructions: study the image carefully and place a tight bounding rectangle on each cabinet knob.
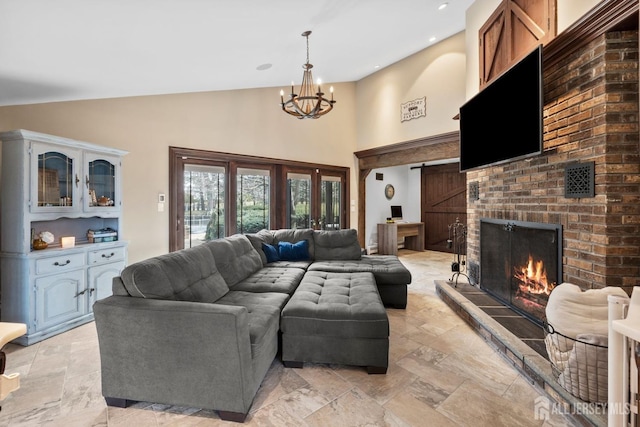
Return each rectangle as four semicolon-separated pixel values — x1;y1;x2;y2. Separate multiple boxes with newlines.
101;252;115;259
53;260;71;267
89;288;95;296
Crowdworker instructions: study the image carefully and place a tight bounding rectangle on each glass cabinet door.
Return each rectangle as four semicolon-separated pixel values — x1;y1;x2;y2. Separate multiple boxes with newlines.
31;142;81;213
84;152;120;212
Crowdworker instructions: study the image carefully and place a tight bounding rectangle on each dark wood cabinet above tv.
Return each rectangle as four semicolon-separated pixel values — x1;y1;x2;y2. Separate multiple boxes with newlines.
479;0;557;88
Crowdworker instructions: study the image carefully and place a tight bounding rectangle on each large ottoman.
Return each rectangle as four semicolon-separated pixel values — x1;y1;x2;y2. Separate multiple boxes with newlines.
280;271;389;374
308;255;412;309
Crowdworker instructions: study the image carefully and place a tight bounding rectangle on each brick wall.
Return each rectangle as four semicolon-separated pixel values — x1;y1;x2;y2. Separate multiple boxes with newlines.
466;30;640;292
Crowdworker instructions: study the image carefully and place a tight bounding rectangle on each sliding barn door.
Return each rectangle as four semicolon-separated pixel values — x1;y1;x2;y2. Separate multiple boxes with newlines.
421;163;467;252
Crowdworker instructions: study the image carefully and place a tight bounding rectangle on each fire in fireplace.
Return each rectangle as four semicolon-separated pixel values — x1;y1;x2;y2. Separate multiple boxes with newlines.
480;219;562;325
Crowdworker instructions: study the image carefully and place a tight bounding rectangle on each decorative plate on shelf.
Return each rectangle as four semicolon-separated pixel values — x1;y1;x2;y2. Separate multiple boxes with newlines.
385;184;395;200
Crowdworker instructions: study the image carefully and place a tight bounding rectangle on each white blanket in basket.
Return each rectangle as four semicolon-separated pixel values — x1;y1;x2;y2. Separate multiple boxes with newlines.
544;283;628;402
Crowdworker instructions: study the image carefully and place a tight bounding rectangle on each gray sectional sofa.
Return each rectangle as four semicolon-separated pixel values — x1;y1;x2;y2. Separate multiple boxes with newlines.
93;228;411;422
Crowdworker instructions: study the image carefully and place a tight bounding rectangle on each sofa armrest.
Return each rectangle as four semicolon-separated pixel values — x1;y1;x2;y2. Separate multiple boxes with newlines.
93;296;256;414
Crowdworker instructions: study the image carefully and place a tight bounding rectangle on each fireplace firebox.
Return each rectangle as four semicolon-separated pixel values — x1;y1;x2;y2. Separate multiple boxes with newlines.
480;219;562;325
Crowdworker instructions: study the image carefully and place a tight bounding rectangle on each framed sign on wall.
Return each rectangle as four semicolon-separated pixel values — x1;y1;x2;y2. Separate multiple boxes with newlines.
400;97;426;122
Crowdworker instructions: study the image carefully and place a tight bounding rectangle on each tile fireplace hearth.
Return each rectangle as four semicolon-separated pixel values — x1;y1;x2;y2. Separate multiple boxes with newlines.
436;280;606;427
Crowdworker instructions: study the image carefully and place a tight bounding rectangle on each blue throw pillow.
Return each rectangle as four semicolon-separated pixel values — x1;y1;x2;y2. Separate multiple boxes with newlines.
262;243;280;263
278;240;309;261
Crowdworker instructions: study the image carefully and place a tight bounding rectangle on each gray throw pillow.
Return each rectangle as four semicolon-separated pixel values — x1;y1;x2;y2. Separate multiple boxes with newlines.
313;229;362;260
245;229;275;265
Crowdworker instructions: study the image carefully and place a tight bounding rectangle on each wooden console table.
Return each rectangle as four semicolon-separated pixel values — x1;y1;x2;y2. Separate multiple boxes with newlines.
377;222;425;255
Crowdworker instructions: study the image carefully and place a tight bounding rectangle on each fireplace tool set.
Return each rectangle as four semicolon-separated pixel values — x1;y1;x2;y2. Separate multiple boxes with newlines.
447;217;471;286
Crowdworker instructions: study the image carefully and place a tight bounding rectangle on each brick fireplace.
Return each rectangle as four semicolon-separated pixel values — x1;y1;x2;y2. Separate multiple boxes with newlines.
466;30;640;296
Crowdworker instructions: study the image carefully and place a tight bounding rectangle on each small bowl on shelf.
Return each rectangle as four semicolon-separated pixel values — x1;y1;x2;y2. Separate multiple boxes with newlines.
33;238;48;250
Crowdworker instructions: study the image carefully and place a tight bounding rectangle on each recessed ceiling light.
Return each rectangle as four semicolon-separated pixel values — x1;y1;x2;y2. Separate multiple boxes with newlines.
256;63;272;71
429;36;437;43
438;2;448;11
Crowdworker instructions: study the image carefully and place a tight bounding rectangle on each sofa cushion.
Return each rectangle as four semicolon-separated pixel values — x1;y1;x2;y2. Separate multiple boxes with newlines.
272;228;315;260
313;229;362;260
215;290;289;359
309;255;412;285
263;260;314;269
205;234;263;286
246;229;275;265
232;267;304;294
278;240;310;261
120;244;229;302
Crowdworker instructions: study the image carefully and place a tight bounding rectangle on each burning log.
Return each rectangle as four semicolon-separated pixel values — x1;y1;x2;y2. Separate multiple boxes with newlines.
514;255;556;296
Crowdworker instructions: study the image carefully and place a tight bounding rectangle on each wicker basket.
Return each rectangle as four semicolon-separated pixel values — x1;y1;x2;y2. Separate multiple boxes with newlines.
543;321;609;403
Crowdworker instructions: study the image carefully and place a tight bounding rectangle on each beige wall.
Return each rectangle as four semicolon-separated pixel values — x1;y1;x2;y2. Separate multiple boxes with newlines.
355;31;467;150
0;84;357;263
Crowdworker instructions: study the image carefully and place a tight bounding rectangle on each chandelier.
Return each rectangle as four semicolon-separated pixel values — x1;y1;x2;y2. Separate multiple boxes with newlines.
280;31;336;119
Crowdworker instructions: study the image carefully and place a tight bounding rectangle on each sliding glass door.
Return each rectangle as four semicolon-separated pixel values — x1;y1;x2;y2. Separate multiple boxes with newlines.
183;164;226;248
170;147;349;251
321;175;342;230
235;166;272;234
285;168;345;230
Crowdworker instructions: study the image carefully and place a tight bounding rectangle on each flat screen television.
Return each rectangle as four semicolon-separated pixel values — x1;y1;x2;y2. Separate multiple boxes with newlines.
459;44;543;172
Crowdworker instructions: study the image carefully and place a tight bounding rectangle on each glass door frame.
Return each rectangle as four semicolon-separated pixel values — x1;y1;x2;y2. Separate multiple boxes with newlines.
229;161;277;236
170;148;230;252
281;165;347;230
170;146;350;252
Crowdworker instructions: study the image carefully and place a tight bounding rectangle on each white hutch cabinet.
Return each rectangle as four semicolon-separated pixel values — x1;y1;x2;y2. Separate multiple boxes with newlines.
0;130;128;345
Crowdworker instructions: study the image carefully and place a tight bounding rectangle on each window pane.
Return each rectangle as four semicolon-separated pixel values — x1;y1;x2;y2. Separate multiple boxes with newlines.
321;176;341;230
237;167;270;233
287;173;311;229
184;165;225;248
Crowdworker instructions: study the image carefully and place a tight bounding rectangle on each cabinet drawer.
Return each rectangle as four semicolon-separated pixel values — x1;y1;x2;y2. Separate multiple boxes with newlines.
88;246;126;265
35;252;85;275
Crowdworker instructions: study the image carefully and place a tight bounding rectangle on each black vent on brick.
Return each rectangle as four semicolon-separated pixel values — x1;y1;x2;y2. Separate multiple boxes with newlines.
565;162;595;198
469;181;479;201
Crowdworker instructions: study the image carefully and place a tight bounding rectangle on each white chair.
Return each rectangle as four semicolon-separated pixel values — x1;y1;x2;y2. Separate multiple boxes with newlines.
609;287;640;427
612;287;640;342
0;322;27;407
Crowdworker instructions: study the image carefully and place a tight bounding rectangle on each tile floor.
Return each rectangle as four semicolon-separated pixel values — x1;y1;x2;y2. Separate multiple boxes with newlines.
0;250;580;426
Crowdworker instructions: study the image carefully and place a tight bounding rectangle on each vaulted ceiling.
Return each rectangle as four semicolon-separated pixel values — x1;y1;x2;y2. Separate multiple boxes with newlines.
0;0;473;106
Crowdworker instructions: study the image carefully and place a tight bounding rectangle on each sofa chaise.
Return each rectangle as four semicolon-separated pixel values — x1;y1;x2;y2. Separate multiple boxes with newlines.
93;228;411;422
